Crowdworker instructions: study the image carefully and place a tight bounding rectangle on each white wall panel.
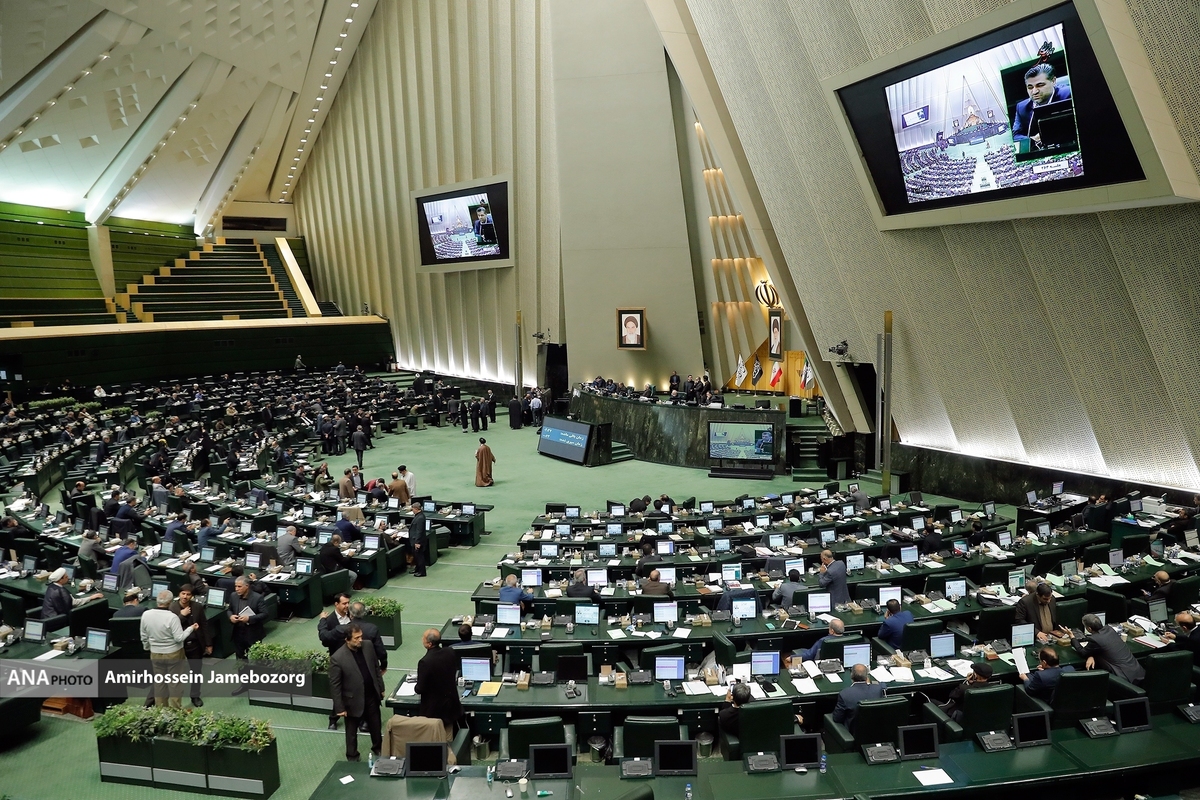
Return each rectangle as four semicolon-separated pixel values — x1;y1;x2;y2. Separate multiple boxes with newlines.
294;0;560;386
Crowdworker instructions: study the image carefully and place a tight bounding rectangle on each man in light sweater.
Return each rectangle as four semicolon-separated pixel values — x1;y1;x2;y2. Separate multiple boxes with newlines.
140;590;198;708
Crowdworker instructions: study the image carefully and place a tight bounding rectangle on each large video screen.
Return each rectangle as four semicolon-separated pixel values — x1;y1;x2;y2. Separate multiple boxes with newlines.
838;3;1142;217
537;417;592;464
708;422;775;462
415;180;510;267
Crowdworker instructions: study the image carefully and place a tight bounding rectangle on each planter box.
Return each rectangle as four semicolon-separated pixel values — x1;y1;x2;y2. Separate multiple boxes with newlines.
97;735;155;787
207;740;280;799
248;669;333;714
152;736;208;790
365;610;403;648
96;736;279;799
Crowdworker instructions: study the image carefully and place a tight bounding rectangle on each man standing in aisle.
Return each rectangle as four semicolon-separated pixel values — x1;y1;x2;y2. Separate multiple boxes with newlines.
410;500;429;577
330;624;385;762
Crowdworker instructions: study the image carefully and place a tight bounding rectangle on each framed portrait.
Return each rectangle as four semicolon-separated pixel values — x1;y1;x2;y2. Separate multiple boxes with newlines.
617;308;646;350
768;308;783;361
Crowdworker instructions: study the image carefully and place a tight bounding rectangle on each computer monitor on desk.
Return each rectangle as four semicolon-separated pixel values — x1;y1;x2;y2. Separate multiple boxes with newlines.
843;643;871;668
699;501;714;514
900;546;918;564
1025;490;1038;505
657;540;675;556
944;579;966;600
732;598;757;621
555;524;571;538
808;593;831;615
653;602;678;623
1011;624;1036;648
801;510;815;524
565;506;580;519
587;568;607;586
541;543;559;558
751;651;780;677
575;605;600;625
606;523;622;537
655;656;685;681
497;603;521;626
722;564;742;582
982;501;996;517
845;553;865;572
879;586;902;606
658;567;677;585
949;509;963;524
929;632;956;659
612;503;627;517
1051;481;1064;497
521;569;543;587
767;533;785;549
461;658;492;682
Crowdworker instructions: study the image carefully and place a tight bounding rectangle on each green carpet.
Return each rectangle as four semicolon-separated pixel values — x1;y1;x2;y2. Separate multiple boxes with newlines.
0;416;1015;800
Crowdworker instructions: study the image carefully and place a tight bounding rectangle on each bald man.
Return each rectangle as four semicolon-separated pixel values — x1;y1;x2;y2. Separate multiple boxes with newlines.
818;549;850;605
1144;571;1173;603
415;629;462;732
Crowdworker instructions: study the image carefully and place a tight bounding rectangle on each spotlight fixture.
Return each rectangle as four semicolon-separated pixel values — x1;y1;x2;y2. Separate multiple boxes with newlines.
828;341;849;357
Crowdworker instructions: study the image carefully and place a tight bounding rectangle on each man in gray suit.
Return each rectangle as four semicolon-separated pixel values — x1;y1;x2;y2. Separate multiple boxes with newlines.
1071;613;1145;684
275;525;302;570
818;550;850;605
330;624;385;761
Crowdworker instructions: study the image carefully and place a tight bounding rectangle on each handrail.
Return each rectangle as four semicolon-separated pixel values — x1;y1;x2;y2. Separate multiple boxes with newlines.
273;237;322;317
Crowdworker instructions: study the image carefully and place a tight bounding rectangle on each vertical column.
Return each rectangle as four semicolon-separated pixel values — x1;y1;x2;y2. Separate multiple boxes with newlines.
881;311;894;495
87;225;115;298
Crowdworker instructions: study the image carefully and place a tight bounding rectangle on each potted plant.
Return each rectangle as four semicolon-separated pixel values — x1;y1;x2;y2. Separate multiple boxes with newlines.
93;704;279;798
94;703;157;787
246;642;332;714
360;595;404;648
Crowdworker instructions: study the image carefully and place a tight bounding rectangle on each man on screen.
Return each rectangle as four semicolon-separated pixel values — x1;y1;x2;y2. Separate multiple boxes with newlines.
1012;63;1071;147
473;206;495;243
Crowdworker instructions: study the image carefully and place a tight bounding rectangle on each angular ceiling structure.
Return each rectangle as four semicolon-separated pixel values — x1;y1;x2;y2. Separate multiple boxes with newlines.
0;0;376;232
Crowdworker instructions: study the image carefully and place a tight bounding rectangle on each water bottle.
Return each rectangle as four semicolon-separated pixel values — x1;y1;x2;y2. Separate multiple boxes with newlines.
684;783;693;800
819;754;827;774
367;751;374;771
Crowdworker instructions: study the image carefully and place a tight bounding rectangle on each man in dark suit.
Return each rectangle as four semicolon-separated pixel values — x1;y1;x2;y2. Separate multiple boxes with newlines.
1163;611;1200;660
1072;613;1145;684
416;629;462;732
831;664;884;732
330;624;385;761
1014;582;1069;643
227;576;268;694
1143;571;1173;603
409;501;429;577
566;569;601;603
319;534;358;585
640;570;671;596
1018;646;1074;701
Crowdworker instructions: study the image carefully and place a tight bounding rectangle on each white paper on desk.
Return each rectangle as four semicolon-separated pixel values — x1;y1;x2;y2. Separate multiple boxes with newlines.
1098;564;1116;576
682;680;710;696
823;671;842;683
1178;551;1200;562
802;660;823;679
489;627;511;640
891;564;910;574
1171;558;1188;566
205;564;224;573
711;684;730;697
925;560;946;569
934;599;957;612
631;631;647;638
947;659;975;677
543;589;562;598
607;628;627;640
919;666;954;681
1044;573;1064;587
889;666;915;683
793;677;820;694
607;559;621;567
339;775;355;785
1027;538;1046;548
1089;575;1129;587
816;613;836;623
672;627;692;639
1012;648;1031;675
687;555;702;562
999;595;1020;606
788;517;801;527
914;768;953;786
1135;634;1166;649
395;682;417;697
742;522;754;531
471;626;486;637
645;631;662;639
732;663;752;681
600;587;616;596
748;683;767;700
870;666;894;682
34;649;65;661
1144;556;1163;567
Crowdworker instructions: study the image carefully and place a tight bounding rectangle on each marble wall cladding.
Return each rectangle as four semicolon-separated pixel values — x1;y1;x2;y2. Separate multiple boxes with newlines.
892;444;1193;506
570;392;785;472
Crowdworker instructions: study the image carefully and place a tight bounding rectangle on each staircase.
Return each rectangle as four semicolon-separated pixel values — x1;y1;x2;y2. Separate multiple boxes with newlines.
791;426;827;482
115;242;300;323
317;301;343;316
260;242;308;317
610;442;635;464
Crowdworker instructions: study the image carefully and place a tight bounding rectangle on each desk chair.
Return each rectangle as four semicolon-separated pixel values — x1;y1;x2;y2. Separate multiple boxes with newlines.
1032;548;1072;578
818;633;866;661
1169;574;1200;613
853;582;894;602
639;643;685;669
923;573;965;597
712;630;750;668
1122;533;1150;558
973;606;1016;644
1081;543;1109;567
504;642;537;673
75;556;99;580
1085;586;1128;624
451;642;493;661
1109;651;1193;714
922;684;1013;742
715;588;759;615
319;569;353;604
613;715;685;759
69;597;113;637
875;618;943;655
822;696;910;754
498;716;575;761
629;595;662;616
721;698;800;761
1014;669;1110;728
1055;597;1087;631
545;503;567;515
0;591;31;628
109;616;148;657
555;597;589;616
539;642;584;672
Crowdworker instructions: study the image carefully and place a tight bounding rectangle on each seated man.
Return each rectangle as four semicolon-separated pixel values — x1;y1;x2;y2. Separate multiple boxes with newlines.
319;534;359;586
1014;582;1070;643
566;569;601;603
771;569;805;609
799;618;846;662
1143;571;1172;602
1072;613;1145;684
498;574;534;610
719;683;753;737
1162;611;1200;659
335;516;362;543
939;661;993;722
832;663;884;732
640;569;671;596
1017;646;1074;701
876;599;913;649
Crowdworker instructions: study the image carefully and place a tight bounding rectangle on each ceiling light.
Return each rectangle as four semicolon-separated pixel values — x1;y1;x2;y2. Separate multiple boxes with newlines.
308;118;315;123
297;148;303;152
312;107;319;112
345;18;353;23
281;191;287;194
320;84;328;89
325;72;332;77
300;139;307;143
351;2;358;7
329;60;337;65
334;46;342;52
340;32;347;37
294;157;300;161
47;100;55;106
316;97;323;101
